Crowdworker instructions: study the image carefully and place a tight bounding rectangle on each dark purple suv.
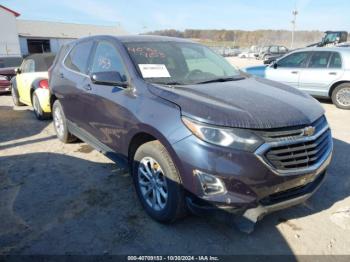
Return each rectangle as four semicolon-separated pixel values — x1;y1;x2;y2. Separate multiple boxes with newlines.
49;35;333;228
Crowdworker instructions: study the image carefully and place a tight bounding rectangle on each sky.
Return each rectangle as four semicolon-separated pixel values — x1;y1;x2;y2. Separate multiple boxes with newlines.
1;0;349;33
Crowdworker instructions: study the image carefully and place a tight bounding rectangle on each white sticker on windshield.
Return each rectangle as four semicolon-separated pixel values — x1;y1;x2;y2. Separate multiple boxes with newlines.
138;64;171;78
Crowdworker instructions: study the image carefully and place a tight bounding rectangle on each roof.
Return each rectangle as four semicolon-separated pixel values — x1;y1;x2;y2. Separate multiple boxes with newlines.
24;53;56;61
73;35;194;45
0;5;20;17
17;20;127;39
115;35;194;43
292;47;350;53
24;53;56;72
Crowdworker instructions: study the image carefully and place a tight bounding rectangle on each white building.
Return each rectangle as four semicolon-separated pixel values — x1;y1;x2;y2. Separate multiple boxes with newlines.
0;5;127;57
0;5;21;56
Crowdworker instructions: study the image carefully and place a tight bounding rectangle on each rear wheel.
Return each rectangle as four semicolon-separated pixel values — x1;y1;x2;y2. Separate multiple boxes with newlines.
132;141;187;223
52;100;77;143
331;83;350;110
11;85;24;106
32;92;50;120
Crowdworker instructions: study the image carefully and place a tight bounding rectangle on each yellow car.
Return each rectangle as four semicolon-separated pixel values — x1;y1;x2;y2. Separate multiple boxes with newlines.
11;53;55;120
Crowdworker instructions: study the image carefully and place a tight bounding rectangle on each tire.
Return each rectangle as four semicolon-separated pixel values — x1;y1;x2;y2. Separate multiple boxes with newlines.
11;85;24;106
132;141;187;223
331;83;350;110
52;100;77;143
32;92;50;120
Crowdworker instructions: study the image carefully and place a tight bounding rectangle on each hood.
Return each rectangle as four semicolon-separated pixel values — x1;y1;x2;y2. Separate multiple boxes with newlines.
148;77;324;129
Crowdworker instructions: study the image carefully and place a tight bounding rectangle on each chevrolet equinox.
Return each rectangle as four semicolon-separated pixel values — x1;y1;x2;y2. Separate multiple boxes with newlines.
49;35;333;227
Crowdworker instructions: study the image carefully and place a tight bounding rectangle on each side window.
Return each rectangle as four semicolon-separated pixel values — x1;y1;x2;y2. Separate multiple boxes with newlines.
329;52;342;68
90;41;127;80
22;59;35;73
64;41;94;74
277;52;309;68
308;52;331;68
270;46;278;53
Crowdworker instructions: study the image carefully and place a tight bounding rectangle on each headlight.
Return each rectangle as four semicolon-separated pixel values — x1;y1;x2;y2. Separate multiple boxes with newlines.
182;116;263;152
0;75;8;81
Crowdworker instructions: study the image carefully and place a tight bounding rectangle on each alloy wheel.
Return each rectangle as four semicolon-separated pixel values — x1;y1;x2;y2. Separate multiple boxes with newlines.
53;106;64;137
336;87;350;107
138;157;168;211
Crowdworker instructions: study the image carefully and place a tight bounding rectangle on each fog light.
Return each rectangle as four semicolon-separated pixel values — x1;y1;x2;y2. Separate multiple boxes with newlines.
194;170;226;195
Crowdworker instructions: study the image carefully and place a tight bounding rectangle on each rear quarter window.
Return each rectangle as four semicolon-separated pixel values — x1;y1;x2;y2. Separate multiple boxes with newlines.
64;41;94;74
329;52;342;68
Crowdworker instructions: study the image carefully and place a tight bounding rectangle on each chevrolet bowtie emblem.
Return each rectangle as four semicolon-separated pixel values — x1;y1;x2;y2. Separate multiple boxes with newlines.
303;126;315;136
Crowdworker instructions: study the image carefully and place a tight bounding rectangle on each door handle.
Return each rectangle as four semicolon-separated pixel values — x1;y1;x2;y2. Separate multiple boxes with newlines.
83;84;92;91
329;72;337;75
291;71;299;74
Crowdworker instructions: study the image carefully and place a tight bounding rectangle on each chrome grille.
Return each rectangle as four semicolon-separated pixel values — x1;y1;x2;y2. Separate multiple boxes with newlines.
255;116;333;174
257;116;327;141
265;130;332;170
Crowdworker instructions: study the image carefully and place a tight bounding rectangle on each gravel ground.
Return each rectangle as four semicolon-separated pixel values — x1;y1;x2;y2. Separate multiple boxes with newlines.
0;67;350;255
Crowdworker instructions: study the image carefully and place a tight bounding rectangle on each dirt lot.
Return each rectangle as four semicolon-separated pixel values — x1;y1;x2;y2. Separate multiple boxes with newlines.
227;56;264;69
1;69;350;255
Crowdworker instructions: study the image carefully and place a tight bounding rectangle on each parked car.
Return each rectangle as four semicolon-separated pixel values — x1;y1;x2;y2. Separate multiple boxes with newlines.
0;56;23;93
244;48;350;109
49;36;332;230
257;45;289;64
238;50;257;59
11;53;55;119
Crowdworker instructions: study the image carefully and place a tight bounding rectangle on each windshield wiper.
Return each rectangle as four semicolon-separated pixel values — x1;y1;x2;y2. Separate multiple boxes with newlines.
194;76;244;84
155;81;184;86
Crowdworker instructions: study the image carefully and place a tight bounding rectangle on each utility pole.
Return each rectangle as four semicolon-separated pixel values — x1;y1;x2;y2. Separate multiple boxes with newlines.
291;9;298;49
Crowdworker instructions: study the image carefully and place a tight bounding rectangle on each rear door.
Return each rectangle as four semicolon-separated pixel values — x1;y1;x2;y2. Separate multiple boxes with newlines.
265;51;310;89
299;51;344;97
59;40;95;126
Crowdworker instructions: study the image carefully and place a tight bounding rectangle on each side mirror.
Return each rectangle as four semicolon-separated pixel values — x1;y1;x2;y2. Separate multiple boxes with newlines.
91;71;128;88
15;68;21;74
273;62;278;69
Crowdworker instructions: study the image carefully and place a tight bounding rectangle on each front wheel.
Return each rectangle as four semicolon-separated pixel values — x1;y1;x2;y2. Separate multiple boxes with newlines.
132;141;187;223
52;100;77;143
332;83;350;110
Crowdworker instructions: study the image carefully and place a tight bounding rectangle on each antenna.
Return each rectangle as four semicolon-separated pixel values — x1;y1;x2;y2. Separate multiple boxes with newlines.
291;8;298;49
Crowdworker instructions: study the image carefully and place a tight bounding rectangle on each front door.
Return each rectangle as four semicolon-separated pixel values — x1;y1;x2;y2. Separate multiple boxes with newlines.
265;51;310;89
80;40;134;152
16;59;35;104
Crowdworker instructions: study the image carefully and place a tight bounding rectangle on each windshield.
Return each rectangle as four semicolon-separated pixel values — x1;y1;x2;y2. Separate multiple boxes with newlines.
124;41;241;85
324;33;339;43
0;57;23;68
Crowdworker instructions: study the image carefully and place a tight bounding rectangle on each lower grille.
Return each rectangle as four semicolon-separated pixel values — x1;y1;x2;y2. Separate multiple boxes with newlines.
260;171;326;206
266;130;332;170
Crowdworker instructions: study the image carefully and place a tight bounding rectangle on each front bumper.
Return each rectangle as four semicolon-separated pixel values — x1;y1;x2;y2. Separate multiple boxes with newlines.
171;128;332;215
